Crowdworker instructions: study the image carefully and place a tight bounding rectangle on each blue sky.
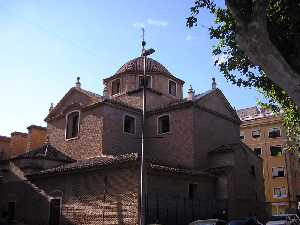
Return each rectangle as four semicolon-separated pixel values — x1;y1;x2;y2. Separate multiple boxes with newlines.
0;0;264;136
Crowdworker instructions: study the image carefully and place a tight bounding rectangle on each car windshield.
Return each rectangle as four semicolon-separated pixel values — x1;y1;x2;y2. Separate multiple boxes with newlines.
269;216;287;221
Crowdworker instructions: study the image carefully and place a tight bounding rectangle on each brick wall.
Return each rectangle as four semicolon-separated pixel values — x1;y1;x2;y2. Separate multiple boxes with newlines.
145;107;195;168
193;107;240;169
32;166;139;225
9;132;28;157
48;106;105;160
106;73;183;99
102;106;141;156
26;125;47;151
115;89;176;111
0;136;11;159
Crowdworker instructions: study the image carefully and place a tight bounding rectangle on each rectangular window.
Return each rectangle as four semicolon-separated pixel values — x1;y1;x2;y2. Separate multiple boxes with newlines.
240;132;245;140
254;148;262;156
112;79;121;95
66;111;80;139
168;80;177;96
270;146;282;156
272;167;285;177
273;187;287;198
188;183;197;199
139;75;151;88
123;115;135;134
158;115;170;134
252;130;260;138
269;127;281;138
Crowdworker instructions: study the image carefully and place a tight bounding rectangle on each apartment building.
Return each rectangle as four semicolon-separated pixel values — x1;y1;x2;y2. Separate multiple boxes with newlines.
237;107;299;215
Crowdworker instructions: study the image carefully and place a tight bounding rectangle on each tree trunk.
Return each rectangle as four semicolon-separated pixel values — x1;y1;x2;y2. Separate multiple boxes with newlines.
226;0;300;109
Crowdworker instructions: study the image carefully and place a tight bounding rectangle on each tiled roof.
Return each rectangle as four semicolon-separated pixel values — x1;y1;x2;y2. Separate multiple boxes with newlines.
236;106;259;118
104;57;185;84
146;89;219;116
45;87;102;122
116;57;171;76
27;125;46;130
209;142;261;159
79;88;102;100
27;153;215;178
149;163;214;177
29;153;139;177
237;106;276;121
13;144;75;163
194;89;215;101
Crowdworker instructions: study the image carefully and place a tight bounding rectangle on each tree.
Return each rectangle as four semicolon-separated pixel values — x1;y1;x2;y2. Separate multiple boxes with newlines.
186;0;300;146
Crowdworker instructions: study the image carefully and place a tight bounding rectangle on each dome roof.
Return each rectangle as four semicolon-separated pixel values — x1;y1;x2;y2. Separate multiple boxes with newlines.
115;57;171;75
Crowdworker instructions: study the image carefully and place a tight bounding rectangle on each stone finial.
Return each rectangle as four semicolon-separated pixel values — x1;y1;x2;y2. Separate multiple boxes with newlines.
49;103;54;112
188;85;195;101
212;77;217;89
75;76;81;88
103;84;109;99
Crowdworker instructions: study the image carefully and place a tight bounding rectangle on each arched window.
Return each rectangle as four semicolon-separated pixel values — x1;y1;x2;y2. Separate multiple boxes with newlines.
66;111;80;140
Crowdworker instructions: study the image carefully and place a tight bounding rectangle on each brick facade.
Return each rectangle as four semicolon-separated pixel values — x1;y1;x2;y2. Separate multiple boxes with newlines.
0;136;11;159
31;166;140;225
26;125;47;151
0;56;266;224
9;132;28;157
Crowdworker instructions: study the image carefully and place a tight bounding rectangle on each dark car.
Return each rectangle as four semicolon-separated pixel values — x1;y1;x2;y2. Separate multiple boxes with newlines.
227;218;264;225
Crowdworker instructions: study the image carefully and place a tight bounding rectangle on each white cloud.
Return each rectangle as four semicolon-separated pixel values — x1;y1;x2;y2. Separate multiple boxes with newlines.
132;22;145;28
185;35;199;41
133;19;168;28
146;18;168;27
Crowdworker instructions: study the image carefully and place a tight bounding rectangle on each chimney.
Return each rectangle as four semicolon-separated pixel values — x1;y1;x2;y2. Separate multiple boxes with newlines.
212;77;217;89
75;76;81;88
0;136;11;159
187;85;195;101
10;132;28;157
26;125;47;151
103;83;109;99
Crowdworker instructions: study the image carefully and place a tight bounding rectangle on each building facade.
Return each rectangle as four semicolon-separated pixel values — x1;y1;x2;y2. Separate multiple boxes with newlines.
237;107;299;215
1;56;266;225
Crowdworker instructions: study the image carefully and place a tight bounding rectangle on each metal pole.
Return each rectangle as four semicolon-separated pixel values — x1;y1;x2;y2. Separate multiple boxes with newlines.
139;55;146;225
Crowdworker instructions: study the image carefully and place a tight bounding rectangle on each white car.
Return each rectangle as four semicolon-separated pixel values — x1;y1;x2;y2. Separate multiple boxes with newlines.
266;214;300;225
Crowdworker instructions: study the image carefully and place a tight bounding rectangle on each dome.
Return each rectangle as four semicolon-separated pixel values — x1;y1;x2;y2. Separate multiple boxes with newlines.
115;57;171;75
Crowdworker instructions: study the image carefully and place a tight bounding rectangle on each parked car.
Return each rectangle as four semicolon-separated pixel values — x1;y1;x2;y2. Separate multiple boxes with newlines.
227;217;264;225
266;214;299;225
189;219;227;225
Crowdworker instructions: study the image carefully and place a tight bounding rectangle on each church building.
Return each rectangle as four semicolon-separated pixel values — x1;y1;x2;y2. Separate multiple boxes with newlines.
0;54;265;225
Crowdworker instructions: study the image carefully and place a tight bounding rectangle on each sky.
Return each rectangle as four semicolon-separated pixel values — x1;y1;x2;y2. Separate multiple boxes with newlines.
0;0;265;136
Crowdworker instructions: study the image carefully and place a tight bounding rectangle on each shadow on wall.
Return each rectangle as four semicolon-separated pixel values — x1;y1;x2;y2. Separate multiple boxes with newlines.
0;164;75;225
